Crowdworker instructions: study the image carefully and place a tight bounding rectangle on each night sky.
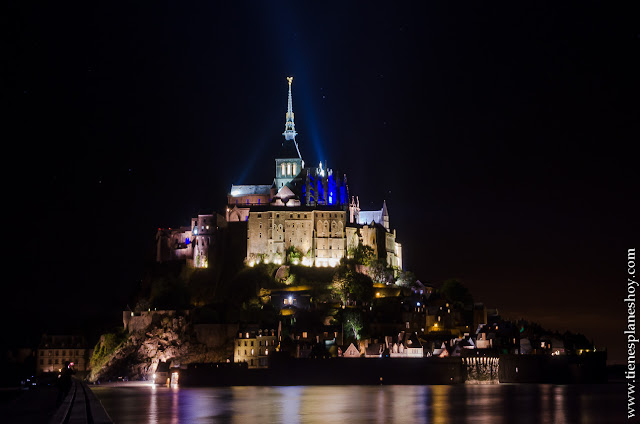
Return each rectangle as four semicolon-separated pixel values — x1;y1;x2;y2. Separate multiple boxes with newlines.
7;2;639;363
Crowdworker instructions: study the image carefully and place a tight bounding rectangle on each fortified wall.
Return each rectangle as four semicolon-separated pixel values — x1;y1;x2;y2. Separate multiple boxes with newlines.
123;310;190;333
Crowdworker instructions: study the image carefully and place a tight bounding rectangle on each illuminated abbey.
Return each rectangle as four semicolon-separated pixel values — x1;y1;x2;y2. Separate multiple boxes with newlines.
157;77;402;270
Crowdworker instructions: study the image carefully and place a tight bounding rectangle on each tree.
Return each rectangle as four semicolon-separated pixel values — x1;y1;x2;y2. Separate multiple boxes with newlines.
331;265;374;304
350;244;375;266
367;259;394;284
343;310;364;341
286;246;302;263
439;279;473;308
395;270;419;290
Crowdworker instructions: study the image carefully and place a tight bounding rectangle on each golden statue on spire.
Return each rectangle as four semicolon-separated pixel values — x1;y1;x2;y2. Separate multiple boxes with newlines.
287;76;293;85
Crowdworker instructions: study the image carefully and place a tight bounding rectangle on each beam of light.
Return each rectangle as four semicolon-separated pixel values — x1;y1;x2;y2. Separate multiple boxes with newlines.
234;135;270;184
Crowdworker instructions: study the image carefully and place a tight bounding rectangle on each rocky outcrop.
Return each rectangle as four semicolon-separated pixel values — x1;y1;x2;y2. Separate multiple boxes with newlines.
89;314;229;382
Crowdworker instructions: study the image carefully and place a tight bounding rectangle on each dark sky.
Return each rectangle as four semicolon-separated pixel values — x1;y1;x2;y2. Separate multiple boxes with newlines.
7;2;639;363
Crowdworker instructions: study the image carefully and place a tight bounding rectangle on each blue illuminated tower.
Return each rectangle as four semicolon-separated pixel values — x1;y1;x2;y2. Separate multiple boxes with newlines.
275;77;304;189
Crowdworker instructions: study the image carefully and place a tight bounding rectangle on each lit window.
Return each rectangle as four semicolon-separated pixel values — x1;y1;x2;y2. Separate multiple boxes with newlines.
287;163;291;175
293;163;297;175
281;163;285;175
302;332;308;338
251;349;254;355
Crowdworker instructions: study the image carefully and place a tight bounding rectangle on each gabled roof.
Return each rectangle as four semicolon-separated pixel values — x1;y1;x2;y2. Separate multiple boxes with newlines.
275;185;295;200
229;185;272;197
358;210;383;226
406;333;423;348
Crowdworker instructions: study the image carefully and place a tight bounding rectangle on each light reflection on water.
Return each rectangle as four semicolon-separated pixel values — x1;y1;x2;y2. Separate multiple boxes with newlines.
91;384;626;424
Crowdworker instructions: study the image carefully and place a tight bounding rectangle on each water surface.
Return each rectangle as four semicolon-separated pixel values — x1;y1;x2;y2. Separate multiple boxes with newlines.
91;383;626;423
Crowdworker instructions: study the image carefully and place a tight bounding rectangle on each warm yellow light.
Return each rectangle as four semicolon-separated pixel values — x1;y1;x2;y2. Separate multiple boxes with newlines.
287;76;293;85
434;323;438;328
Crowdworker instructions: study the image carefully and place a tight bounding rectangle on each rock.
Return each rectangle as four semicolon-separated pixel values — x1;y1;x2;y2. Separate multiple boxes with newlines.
88;311;226;383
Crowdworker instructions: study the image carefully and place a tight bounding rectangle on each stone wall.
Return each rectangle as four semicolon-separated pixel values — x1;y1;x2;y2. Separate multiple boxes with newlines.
123;310;189;333
193;323;239;348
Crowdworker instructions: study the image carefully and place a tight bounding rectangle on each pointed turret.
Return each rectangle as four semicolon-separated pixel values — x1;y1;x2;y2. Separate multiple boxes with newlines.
382;200;389;230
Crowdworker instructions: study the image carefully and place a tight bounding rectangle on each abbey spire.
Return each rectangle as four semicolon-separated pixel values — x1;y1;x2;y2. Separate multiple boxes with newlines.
275;77;303;189
283;76;298;141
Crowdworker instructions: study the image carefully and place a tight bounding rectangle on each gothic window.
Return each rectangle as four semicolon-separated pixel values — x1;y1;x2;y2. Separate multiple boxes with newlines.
281;163;285;175
287;163;291;175
293;163;297;175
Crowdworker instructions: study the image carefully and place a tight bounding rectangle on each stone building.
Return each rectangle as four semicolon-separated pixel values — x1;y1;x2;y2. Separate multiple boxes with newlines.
234;328;278;368
37;335;91;374
155;213;226;268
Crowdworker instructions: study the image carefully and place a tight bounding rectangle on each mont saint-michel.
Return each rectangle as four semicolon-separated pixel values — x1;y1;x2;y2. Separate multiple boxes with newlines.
19;78;602;394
